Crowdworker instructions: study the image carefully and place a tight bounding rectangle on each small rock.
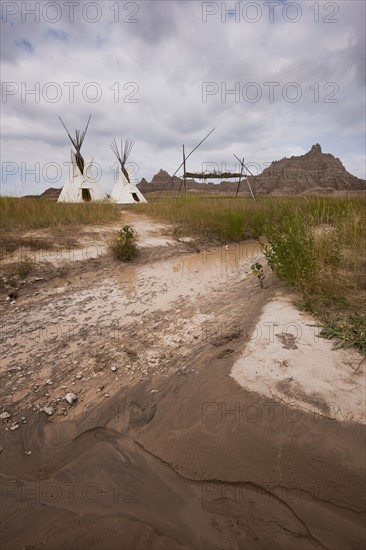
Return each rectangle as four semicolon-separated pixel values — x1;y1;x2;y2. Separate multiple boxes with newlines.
75;373;83;380
65;392;77;405
25;450;32;455
0;446;3;453
10;424;19;431
150;389;158;394
176;366;188;376
7;290;18;300
0;412;11;420
110;366;117;372
41;407;55;416
46;379;53;385
10;366;22;372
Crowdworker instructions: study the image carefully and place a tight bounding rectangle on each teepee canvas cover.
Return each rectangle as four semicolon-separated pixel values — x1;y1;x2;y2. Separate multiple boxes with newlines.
110;139;147;204
58;115;105;203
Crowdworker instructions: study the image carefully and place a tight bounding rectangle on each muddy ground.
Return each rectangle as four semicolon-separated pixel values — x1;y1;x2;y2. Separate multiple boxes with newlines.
0;210;365;550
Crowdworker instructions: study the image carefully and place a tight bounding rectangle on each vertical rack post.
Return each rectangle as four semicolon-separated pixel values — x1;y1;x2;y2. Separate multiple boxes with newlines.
183;144;187;197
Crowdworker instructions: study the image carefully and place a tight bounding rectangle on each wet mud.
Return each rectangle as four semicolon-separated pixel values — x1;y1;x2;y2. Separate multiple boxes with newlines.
1;214;365;549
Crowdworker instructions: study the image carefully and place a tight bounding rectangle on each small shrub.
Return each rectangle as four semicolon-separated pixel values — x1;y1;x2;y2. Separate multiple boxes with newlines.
261;213;345;296
172;226;183;240
251;262;265;288
110;225;139;261
261;214;318;294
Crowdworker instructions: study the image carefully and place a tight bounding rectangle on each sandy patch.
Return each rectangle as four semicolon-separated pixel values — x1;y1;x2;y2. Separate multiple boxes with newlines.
230;294;365;424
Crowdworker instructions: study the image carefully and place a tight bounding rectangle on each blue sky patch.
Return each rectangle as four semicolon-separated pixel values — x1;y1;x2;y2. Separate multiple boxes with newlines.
46;29;68;41
15;39;33;52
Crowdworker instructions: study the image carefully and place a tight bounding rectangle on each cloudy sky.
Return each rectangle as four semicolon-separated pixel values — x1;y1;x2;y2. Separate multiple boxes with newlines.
1;0;365;195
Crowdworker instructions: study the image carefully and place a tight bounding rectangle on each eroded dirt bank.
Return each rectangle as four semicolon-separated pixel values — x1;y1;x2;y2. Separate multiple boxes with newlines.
1;211;365;550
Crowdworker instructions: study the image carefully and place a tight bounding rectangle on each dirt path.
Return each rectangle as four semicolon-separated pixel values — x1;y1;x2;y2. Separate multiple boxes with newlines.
1;211;365;550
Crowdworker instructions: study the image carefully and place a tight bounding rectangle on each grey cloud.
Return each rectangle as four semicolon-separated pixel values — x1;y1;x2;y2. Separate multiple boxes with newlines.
1;0;365;196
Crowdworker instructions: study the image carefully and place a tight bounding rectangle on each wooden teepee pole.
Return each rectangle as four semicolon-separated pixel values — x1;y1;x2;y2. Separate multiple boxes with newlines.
234;154;256;200
235;157;244;197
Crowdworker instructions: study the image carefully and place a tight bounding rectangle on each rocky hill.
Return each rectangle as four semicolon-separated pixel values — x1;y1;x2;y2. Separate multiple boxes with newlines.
22;187;61;200
40;187;62;199
247;144;365;195
137;145;365;195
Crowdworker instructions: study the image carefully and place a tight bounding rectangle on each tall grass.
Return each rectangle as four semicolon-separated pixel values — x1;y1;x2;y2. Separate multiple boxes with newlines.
136;195;279;240
0;197;119;232
137;195;366;353
137;195;365;240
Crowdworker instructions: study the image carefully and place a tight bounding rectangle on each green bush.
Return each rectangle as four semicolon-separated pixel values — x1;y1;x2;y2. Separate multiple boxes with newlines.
261;213;345;299
261;214;318;293
110;225;139;261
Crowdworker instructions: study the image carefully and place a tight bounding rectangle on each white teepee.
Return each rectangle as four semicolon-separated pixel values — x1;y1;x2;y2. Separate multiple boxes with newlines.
58;115;105;203
58;152;105;203
110;139;147;204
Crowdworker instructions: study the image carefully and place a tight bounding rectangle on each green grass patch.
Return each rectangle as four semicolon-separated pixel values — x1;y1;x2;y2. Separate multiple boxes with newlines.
318;314;366;355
